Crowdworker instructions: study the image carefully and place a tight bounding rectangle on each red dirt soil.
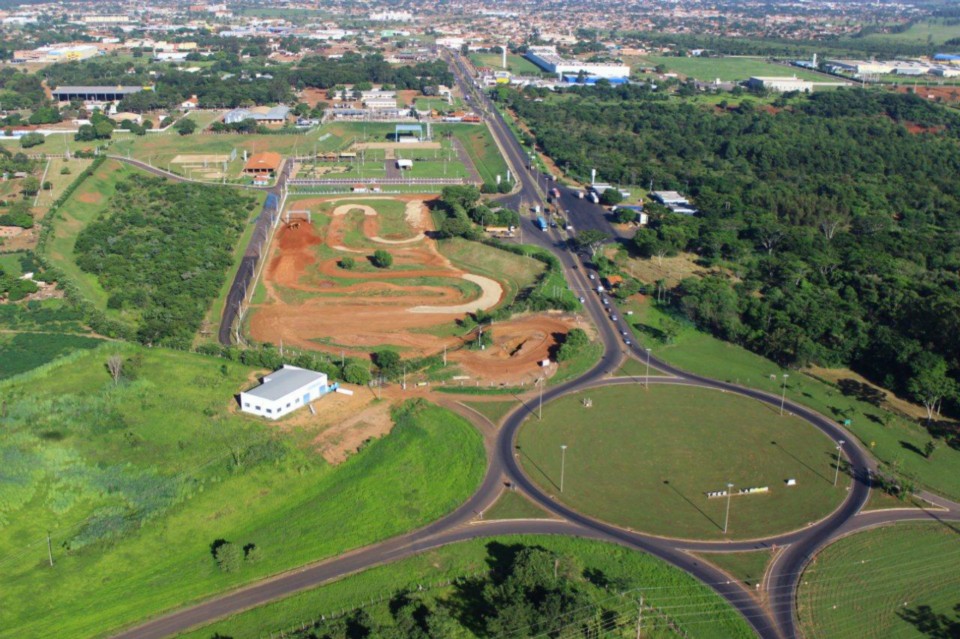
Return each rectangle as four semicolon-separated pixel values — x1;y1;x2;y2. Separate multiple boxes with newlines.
249;196;578;384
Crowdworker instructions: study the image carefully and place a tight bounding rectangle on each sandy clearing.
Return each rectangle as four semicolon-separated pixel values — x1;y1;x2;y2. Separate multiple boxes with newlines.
171;154;231;164
409;273;502;314
76;192;102;204
354;142;441;150
313;400;395;465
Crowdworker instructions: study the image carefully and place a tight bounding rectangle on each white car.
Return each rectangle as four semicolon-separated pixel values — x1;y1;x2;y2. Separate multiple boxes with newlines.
578;296;585;303
589;273;596;280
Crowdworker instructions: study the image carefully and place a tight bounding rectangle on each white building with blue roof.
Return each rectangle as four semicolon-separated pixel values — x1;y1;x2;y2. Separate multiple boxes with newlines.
240;365;331;420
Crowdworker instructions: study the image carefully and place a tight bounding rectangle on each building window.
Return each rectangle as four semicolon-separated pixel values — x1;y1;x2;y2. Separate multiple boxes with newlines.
244;403;250;408
286;402;291;408
266;408;272;413
255;405;261;410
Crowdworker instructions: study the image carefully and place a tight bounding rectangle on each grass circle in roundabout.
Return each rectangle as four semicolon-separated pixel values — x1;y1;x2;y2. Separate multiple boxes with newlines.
516;384;849;540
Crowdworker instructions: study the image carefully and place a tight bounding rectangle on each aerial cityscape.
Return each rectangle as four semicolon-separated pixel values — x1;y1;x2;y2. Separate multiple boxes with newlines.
0;1;958;638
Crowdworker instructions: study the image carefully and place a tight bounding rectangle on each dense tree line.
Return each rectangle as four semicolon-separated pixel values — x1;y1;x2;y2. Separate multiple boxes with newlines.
73;175;257;347
292;53;454;91
506;86;960;414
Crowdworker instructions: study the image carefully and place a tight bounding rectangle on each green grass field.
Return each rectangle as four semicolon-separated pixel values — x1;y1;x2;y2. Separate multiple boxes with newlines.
518;384;847;540
470;53;545;76
176;535;754;639
697;549;773;589
0;346;486;638
42;159;134;322
619;296;960;501
32;158;93;211
796;523;960;638
0;332;101;379
847;19;960;46
484;490;552;520
437;237;544;309
461;399;520;425
643;55;827;82
441;123;510;186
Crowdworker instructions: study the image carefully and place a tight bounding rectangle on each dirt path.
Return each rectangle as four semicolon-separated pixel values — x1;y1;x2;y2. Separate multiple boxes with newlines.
409;273;502;314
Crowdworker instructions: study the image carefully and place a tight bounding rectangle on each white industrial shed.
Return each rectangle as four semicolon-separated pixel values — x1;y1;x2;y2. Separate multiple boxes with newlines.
240;365;331;420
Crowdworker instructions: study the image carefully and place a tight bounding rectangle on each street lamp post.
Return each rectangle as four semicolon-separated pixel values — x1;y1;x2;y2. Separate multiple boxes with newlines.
538;376;544;421
645;348;652;390
833;440;845;486
560;445;568;493
724;483;734;534
779;374;789;416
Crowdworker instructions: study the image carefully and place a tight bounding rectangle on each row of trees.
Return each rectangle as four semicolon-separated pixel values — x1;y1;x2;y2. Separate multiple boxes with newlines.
506;85;960;416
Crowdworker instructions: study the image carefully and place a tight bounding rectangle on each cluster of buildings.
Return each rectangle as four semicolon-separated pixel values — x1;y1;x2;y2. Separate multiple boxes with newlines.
824;57;960;78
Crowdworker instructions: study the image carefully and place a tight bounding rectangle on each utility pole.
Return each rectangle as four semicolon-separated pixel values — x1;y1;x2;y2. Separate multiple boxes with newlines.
833;440;845;486
779;374;789;416
46;532;54;567
645;348;651;390
538;376;544;420
635;595;644;639
724;483;734;534
560;444;567;492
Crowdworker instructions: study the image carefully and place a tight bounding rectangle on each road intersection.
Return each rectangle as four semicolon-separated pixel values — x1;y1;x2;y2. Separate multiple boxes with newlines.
110;55;960;639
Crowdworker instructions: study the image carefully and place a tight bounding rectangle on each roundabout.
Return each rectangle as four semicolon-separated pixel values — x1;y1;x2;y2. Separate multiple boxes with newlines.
516;384;849;540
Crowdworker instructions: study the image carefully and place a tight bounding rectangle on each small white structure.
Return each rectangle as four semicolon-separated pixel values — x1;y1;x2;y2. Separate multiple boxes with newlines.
746;76;813;93
240;365;330;420
396;158;413;170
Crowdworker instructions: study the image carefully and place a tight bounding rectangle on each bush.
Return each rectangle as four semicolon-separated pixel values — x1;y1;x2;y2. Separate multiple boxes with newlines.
556;328;589;361
60;166;71;175
174;118;197;135
19;132;45;149
42;181;51;191
214;541;243;572
342;362;372;385
600;188;623;206
371;249;393;268
339;256;356;270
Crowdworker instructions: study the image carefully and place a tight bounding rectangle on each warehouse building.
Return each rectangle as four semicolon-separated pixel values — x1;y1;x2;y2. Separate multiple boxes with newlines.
746;76;813;92
51;85;146;102
524;46;630;80
240;365;332;420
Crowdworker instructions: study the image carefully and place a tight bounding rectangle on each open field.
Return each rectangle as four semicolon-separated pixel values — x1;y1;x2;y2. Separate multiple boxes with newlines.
518;384;848;540
176;535;754;639
248;196;579;385
0;346;485;638
845;19;960;46
0;331;101;379
470;52;545;76
443;123;510;185
619;296;960;501
796;523;960;638
42;159;133;321
32;158;94;211
642;55;827;82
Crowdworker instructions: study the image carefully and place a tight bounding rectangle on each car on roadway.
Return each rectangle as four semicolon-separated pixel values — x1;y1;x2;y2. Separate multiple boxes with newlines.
625;339;632;346
589;273;595;280
621;330;629;337
578;296;585;303
611;314;618;321
602;298;609;306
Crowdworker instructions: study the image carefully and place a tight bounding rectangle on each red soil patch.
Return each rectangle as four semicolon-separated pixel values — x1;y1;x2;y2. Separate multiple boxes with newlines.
298;87;330;107
75;192;102;204
397;90;419;106
893;85;960;105
249;196;577;385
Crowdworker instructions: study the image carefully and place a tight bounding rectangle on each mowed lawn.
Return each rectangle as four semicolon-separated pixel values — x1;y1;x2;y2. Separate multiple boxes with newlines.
43;159;135;321
176;535;754;639
0;346;486;639
644;55;826;82
518;384;847;540
470;52;545;76
619;296;960;501
440;123;510;186
796;523;960;639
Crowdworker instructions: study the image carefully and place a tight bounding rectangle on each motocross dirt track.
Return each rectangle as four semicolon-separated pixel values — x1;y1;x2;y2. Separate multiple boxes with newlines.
248;196;577;384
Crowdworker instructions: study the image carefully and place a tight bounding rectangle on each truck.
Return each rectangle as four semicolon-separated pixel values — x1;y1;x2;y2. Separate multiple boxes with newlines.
588;192;600;204
535;216;548;231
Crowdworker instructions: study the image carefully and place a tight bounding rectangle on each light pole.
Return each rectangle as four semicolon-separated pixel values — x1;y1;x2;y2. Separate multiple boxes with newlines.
833;440;845;486
560;445;567;493
779;374;789;416
724;483;734;534
645;348;652;390
538;376;544;421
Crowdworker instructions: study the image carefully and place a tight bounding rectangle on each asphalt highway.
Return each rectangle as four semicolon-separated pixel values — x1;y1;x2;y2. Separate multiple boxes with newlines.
107;57;960;639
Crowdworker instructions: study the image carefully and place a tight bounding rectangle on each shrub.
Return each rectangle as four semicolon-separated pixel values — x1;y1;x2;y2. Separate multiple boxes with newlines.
19;132;45;149
214;541;243;572
343;362;372;385
371;249;393;268
339;256;356;270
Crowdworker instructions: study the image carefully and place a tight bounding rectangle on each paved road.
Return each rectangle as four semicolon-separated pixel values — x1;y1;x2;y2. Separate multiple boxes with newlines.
107;58;960;639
